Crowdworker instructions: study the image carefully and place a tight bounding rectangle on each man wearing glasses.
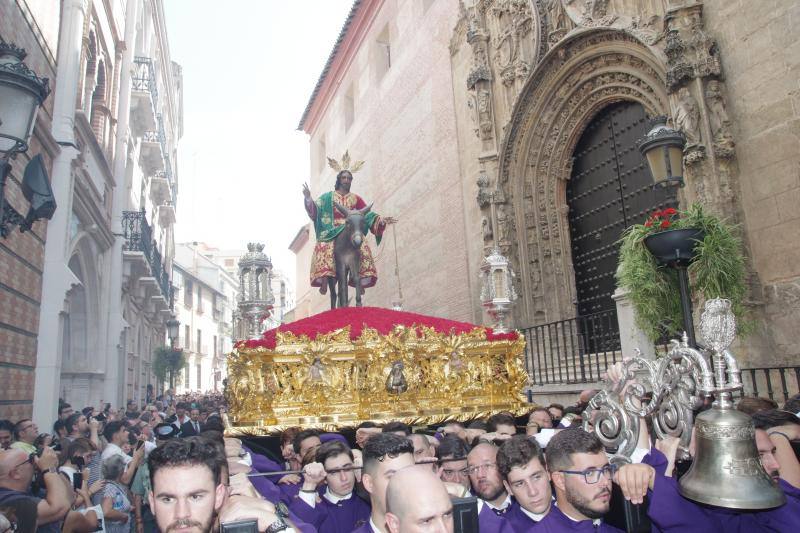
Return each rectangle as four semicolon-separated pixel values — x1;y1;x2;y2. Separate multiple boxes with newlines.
0;447;72;532
9;421;37;456
540;429;623;532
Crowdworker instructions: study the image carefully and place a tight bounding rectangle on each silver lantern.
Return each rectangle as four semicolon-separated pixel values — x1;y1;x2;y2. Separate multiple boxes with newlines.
236;242;275;340
480;246;517;333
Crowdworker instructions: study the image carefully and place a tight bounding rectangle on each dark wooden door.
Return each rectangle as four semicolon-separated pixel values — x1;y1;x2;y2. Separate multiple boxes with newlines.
567;102;677;319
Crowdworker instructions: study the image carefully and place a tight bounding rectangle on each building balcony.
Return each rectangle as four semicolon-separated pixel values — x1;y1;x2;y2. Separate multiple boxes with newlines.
149;171;171;205
158;202;176;226
130;57;159;136
121;209;173;308
139;130;165;175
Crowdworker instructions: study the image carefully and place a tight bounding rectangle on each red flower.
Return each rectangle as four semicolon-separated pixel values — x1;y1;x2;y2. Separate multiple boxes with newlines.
660;220;671;229
644;220;653;227
662;208;677;216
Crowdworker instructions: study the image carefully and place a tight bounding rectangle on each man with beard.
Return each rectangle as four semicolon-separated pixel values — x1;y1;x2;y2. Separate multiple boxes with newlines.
150;437;303;533
148;437;228;533
290;440;370;532
466;442;511;514
353;433;415;533
541;429;623;532
497;435;552;529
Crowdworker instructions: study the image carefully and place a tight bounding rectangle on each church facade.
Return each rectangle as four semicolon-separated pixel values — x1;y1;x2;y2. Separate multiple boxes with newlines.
296;0;799;371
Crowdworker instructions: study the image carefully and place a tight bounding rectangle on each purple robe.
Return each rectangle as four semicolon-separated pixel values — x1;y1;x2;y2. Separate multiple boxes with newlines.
242;444;285;473
702;478;800;532
535;504;624;532
478;501;517;532
350;521;375;533
502;500;537;531
290;491;371;533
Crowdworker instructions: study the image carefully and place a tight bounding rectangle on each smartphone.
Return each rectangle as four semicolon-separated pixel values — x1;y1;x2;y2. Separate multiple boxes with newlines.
451;496;479;533
73;456;85;470
220;519;258;533
135;439;145;451
73;471;83;490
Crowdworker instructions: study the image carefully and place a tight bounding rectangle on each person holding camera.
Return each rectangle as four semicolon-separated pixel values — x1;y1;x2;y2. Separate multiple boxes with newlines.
0;446;72;532
10;420;39;456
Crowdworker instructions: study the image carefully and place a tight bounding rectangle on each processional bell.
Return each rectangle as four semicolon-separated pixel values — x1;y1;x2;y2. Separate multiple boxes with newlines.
677;299;785;509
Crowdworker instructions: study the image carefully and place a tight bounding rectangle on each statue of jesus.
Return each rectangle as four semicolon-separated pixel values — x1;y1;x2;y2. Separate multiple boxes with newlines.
302;151;395;302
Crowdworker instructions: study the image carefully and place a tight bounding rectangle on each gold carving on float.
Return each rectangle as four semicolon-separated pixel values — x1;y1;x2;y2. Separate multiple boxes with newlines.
225;325;528;435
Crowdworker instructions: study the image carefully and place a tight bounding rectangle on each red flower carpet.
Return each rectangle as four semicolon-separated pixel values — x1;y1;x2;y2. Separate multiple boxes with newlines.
237;306;518;349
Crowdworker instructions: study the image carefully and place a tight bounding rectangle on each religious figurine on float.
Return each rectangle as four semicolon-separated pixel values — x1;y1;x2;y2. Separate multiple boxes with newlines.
302;151;396;308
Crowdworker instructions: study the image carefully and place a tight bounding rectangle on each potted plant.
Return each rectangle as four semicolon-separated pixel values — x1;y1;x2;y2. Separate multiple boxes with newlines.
616;203;749;342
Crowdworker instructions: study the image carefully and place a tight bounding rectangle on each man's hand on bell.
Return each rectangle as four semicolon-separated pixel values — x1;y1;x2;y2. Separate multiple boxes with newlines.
383;216;398;225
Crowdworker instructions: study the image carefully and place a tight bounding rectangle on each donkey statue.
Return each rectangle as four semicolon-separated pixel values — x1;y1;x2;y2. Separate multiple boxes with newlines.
328;202;372;308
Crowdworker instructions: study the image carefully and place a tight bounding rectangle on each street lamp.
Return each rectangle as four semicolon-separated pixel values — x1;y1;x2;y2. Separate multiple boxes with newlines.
0;40;54;237
166;315;180;348
638;116;686;189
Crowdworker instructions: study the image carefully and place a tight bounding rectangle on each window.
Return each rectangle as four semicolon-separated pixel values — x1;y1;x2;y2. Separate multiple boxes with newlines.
184;280;193;307
196;364;202;390
344;84;355;132
225;258;234;267
196;285;203;313
184;364;190;386
213;335;218;357
196;329;202;354
184;325;190;350
375;25;391;80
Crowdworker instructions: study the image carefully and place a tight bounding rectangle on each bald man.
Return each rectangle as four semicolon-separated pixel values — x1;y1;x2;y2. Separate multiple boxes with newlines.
385;465;453;533
0;447;72;531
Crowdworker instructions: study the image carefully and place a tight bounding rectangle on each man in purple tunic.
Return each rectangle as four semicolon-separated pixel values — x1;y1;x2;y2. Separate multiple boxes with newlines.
290;440;370;533
497;435;553;530
466;441;515;531
351;433;415;533
538;429;624;532
384;466;454;533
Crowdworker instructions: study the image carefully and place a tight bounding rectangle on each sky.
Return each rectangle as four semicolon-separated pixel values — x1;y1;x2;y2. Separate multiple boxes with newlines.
163;0;355;288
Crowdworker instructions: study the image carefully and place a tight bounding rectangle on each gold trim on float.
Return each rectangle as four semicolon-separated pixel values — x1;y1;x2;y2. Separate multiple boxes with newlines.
223;324;529;435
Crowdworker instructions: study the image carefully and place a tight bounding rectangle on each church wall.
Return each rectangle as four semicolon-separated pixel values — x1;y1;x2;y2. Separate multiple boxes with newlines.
304;0;474;321
702;0;800;366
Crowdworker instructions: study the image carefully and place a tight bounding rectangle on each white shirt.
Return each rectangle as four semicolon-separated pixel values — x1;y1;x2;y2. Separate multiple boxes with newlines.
369;518;383;533
485;494;512;512
298;488;353;508
100;442;132;465
520;502;549;522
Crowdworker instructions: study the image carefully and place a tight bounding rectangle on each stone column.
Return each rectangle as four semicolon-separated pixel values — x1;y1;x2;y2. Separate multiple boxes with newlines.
612;286;655;359
103;0;139;407
32;0;89;427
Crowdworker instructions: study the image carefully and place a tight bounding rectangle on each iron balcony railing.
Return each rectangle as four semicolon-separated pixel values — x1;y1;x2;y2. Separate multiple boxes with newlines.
739;366;800;403
122;209;173;308
133;56;160;110
520;309;622;385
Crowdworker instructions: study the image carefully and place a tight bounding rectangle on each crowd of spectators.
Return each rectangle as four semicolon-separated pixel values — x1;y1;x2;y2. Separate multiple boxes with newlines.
0;381;798;533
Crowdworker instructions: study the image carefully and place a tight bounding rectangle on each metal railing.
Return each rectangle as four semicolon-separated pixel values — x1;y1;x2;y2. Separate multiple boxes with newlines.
122;209;173;307
521;309;622;385
133;56;160;110
739;366;800;403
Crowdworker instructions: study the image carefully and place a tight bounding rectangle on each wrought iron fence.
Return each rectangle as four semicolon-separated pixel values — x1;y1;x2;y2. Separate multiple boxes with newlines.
521;309;622;385
133;56;160;109
122;209;173;307
739;366;800;403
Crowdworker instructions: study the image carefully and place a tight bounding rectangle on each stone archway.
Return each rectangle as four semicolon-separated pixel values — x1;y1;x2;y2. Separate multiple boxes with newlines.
496;29;670;326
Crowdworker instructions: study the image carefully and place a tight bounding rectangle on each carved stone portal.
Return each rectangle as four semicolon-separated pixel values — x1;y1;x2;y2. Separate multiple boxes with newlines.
495;29;669;326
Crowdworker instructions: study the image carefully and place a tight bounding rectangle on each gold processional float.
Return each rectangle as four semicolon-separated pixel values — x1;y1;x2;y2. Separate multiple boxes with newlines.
224;306;528;434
